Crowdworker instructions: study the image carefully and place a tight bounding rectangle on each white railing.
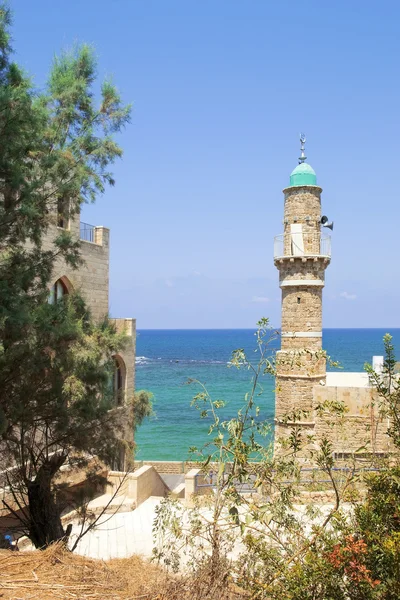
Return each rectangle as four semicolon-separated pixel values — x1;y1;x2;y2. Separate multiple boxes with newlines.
320;235;331;257
273;234;331;258
274;235;285;258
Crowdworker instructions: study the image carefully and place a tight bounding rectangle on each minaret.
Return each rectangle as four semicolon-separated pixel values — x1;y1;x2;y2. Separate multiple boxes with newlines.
274;135;331;449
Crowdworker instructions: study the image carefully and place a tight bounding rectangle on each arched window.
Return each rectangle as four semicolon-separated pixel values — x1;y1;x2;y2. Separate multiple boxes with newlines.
48;278;70;304
113;356;126;406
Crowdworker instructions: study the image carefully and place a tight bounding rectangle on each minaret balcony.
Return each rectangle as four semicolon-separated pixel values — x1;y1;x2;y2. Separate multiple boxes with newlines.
274;234;331;262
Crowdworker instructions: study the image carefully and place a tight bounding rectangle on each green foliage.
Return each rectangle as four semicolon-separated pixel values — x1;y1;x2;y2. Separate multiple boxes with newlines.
153;320;355;593
365;334;400;450
0;3;131;434
1;291;133;547
353;469;400;599
153;324;400;599
3;294;125;456
349;339;400;598
132;389;154;430
0;5;147;549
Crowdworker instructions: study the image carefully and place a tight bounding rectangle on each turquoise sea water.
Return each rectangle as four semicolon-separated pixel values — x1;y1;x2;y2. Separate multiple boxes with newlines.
134;329;400;460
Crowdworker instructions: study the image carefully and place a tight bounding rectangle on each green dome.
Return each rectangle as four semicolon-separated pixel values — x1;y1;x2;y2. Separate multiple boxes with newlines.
289;162;317;187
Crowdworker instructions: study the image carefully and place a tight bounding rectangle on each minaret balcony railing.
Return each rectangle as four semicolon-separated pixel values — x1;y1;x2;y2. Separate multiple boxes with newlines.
273;234;331;259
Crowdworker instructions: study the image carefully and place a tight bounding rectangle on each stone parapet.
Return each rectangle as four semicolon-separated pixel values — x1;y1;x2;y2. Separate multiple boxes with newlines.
93;226;109;247
107;466;168;507
185;468;201;506
110;317;135;337
134;460;201;474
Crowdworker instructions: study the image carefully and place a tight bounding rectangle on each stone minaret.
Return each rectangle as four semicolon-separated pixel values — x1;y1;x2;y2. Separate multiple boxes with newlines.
274;136;331;448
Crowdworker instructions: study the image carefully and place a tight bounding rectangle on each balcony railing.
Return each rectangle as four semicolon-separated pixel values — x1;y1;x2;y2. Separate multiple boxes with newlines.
80;222;95;243
320;235;331;257
274;234;331;259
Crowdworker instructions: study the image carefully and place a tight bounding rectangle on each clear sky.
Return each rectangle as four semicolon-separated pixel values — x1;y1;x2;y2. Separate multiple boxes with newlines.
11;0;400;328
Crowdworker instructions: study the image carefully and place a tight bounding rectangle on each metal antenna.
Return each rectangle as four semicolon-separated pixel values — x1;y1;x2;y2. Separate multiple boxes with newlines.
299;133;307;164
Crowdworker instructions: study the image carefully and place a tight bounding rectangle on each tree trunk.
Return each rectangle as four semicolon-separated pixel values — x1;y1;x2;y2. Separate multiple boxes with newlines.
26;456;67;548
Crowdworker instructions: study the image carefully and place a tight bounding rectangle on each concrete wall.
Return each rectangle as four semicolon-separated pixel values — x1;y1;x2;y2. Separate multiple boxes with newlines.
325;372;370;388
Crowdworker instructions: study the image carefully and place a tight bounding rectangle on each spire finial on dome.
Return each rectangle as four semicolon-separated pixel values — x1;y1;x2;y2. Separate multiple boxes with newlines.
299;132;306;164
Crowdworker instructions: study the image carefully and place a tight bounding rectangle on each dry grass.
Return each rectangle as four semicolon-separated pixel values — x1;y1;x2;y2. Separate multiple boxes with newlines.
0;544;167;600
0;544;248;600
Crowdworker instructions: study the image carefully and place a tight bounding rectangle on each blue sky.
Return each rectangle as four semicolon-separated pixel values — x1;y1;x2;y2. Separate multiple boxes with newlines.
12;0;400;328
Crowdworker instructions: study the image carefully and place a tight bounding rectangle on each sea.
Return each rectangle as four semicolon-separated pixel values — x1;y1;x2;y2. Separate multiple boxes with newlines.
134;329;400;461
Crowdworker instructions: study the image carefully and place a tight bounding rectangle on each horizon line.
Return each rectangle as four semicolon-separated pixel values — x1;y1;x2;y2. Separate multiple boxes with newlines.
135;326;400;331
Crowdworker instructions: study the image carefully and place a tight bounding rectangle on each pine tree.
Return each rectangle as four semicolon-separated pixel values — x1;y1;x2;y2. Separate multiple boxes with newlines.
0;4;149;548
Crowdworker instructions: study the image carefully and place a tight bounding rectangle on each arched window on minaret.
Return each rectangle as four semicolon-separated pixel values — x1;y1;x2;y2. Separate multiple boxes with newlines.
48;277;72;304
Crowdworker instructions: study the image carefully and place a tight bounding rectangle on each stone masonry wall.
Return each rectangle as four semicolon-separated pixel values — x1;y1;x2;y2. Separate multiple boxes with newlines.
273;181;391;460
283;186;322;255
41;217;136;389
275;381;393;457
111;318;136;402
313;385;392;455
40;214;136;462
275;350;326;378
275;375;320;417
109;318;136;452
279;260;325;284
42;221;110;323
281;287;322;334
274;184;329;455
280;337;323;351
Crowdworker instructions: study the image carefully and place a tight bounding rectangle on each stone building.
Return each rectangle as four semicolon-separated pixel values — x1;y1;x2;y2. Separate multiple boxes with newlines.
46;204;136;469
273;138;389;457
